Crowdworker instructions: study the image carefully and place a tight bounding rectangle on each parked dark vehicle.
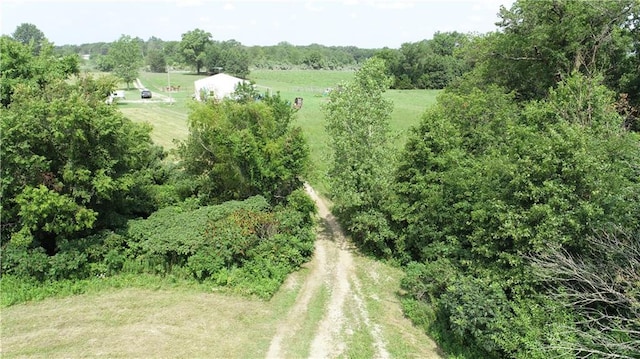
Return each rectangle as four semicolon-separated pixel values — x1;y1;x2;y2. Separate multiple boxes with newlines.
141;89;152;99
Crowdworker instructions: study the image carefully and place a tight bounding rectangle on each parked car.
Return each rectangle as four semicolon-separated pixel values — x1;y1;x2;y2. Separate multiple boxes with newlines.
141;89;152;99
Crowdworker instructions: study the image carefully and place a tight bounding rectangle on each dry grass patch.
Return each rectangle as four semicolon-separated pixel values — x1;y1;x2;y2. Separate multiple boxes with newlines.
1;285;301;358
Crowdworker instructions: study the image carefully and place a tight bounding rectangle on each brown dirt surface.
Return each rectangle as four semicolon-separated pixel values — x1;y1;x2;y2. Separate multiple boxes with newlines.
265;184;442;358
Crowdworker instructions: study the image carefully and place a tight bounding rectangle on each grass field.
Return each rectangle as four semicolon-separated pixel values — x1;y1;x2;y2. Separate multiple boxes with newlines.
121;69;439;191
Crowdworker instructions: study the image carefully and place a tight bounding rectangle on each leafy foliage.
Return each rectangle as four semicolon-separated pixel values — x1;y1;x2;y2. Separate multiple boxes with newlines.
178;91;309;205
11;23;46;55
2;191;316;301
146;48;166;73
468;0;639;101
1;36;79;107
376;32;472;89
395;71;640;356
107;35;143;89
203;40;250;77
323;57;397;256
125;193;315;298
1;38;165;255
385;3;640;356
180;28;212;74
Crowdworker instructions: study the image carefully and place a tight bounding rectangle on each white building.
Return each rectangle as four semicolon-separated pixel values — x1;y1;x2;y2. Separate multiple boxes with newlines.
193;73;248;101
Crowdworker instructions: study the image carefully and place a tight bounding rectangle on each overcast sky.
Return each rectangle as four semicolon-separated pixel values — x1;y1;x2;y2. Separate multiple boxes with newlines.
1;0;513;48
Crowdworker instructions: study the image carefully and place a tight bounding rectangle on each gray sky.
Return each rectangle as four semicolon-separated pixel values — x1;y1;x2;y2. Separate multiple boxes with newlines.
1;0;512;48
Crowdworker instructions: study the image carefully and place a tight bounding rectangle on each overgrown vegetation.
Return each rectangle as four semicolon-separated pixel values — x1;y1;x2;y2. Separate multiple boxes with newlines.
323;1;640;358
1;35;316;304
178;87;310;205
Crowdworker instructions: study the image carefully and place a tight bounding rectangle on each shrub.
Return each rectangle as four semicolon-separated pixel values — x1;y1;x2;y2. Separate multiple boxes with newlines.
123;191;316;297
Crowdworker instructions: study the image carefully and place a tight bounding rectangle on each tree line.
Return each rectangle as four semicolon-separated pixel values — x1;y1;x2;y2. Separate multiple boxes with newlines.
49;23;471;89
54;29;378;76
325;1;639;358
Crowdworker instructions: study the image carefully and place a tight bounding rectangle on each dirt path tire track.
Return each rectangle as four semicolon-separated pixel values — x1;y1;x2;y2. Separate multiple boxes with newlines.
266;184;389;359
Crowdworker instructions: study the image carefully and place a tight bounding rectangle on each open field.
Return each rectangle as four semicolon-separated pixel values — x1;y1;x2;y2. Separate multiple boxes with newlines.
121;69;439;190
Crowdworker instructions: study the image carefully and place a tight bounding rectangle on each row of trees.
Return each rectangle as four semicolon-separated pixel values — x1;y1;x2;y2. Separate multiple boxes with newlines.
325;1;639;358
54;28;375;76
1;34;315;300
375;31;472;89
15;22;472;88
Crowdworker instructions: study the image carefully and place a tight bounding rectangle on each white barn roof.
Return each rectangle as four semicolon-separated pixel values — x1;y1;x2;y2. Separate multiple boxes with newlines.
193;73;247;101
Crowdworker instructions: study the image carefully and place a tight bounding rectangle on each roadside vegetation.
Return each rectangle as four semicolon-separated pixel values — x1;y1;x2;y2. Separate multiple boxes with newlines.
2;1;640;358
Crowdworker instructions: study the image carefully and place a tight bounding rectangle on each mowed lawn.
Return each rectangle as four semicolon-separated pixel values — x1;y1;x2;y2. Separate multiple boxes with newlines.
119;69;439;190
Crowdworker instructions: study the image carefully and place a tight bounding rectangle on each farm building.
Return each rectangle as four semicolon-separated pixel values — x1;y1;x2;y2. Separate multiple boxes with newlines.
193;73;248;101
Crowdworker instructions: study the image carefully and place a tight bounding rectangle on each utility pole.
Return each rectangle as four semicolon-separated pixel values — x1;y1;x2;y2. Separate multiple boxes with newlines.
167;65;173;104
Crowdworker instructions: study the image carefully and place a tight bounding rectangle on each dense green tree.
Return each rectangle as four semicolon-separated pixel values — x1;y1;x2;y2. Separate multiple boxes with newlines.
323;57;396;256
302;51;326;70
146;48;166;73
178;91;309;204
203;40;250;77
11;23;46;54
394;72;640;357
1;36;78;107
1;73;163;252
1;38;163;254
470;0;639;101
390;2;640;354
180;28;212;74
373;47;405;85
375;32;471;89
107;35;143;89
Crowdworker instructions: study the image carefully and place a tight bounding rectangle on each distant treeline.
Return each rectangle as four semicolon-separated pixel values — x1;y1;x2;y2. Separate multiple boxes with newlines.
54;30;473;89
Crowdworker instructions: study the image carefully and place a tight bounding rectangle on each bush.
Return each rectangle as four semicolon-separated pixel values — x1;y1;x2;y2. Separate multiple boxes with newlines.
1;243;50;280
123;191;315;297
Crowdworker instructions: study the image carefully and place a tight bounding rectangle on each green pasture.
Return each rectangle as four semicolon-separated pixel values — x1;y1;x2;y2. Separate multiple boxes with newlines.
119;69;439;191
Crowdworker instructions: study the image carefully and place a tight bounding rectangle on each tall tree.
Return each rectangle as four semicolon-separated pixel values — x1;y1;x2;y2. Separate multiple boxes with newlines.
107;35;142;89
12;23;46;54
1;38;163;254
323;57;396;256
180;28;212;74
146;48;166;73
474;0;639;101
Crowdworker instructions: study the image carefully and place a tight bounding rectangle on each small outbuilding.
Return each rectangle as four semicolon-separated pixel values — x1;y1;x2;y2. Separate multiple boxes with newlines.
193;73;248;101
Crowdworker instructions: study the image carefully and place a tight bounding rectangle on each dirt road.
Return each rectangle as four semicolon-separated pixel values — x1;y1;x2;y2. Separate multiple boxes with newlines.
266;184;442;359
